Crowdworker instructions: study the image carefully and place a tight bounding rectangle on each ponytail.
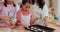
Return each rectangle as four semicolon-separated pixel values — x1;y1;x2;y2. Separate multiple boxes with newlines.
4;0;16;7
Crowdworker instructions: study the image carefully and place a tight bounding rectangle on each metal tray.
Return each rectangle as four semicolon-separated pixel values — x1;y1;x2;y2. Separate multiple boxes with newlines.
25;25;55;32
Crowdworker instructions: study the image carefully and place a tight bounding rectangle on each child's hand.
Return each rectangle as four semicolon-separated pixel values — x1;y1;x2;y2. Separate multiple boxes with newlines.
43;22;47;27
0;24;9;27
21;23;29;29
1;16;10;21
34;17;39;21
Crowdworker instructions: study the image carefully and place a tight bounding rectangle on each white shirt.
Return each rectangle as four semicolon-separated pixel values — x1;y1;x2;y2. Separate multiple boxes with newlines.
30;3;49;25
42;4;49;19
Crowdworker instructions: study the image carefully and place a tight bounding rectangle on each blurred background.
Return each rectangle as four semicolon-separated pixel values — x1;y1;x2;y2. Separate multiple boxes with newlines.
0;0;59;17
0;0;60;32
14;0;60;18
14;0;60;20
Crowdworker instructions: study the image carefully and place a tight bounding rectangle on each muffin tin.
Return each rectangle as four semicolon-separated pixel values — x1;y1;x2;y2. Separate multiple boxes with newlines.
30;26;43;32
25;25;55;32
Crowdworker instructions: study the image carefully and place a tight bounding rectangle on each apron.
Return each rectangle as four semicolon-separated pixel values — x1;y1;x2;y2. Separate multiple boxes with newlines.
21;13;31;26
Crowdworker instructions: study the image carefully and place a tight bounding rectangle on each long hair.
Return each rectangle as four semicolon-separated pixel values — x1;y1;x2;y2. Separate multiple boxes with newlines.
20;0;32;8
31;0;45;9
31;0;35;5
4;0;16;7
37;0;45;9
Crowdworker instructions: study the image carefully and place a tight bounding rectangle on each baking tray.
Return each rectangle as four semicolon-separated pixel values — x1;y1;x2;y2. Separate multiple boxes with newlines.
25;25;55;32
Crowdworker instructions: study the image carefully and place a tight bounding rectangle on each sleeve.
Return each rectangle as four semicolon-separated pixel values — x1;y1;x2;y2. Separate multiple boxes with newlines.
16;10;21;21
0;2;2;10
42;4;49;19
0;3;3;16
15;10;21;26
14;7;17;22
30;13;35;25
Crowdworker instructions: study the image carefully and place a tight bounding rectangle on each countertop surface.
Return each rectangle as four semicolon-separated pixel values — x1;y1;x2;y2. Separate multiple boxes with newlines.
5;23;60;32
48;21;60;32
0;21;60;32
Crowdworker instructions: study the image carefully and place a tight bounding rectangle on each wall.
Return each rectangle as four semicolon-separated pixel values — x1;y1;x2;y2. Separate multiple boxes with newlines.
51;0;60;20
45;0;50;7
14;0;22;11
57;0;60;20
52;0;58;15
58;0;60;17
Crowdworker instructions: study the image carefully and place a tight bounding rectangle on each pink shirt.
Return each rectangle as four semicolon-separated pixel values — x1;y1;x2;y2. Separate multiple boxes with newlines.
0;2;16;26
0;2;16;16
16;9;34;26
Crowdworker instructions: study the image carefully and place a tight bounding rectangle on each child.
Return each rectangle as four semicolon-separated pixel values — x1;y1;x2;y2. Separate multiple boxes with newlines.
16;0;38;28
0;0;16;28
49;7;59;21
31;0;49;26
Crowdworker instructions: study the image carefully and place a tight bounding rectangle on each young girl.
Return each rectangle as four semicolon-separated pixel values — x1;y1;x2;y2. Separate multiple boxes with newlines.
49;7;59;21
31;0;49;26
0;0;16;27
16;0;38;28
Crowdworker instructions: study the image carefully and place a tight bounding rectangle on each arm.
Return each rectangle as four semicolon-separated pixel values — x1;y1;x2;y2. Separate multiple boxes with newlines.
43;16;48;26
10;7;17;26
30;15;34;25
0;3;2;17
16;10;22;26
30;14;38;25
0;2;4;16
42;4;49;26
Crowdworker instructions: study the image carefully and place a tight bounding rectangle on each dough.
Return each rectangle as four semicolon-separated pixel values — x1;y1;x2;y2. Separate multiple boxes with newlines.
31;27;34;29
34;27;37;29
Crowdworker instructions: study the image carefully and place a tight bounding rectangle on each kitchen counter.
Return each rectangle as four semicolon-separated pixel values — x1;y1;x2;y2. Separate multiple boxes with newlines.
11;27;31;32
48;21;60;32
0;27;31;32
11;21;60;32
0;21;60;32
11;29;31;32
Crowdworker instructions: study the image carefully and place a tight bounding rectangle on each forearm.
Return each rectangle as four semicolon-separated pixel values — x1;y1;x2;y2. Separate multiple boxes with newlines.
16;20;28;27
43;16;49;22
0;16;2;19
43;16;49;26
30;16;39;25
16;20;29;28
15;20;22;26
0;16;10;21
30;20;35;25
